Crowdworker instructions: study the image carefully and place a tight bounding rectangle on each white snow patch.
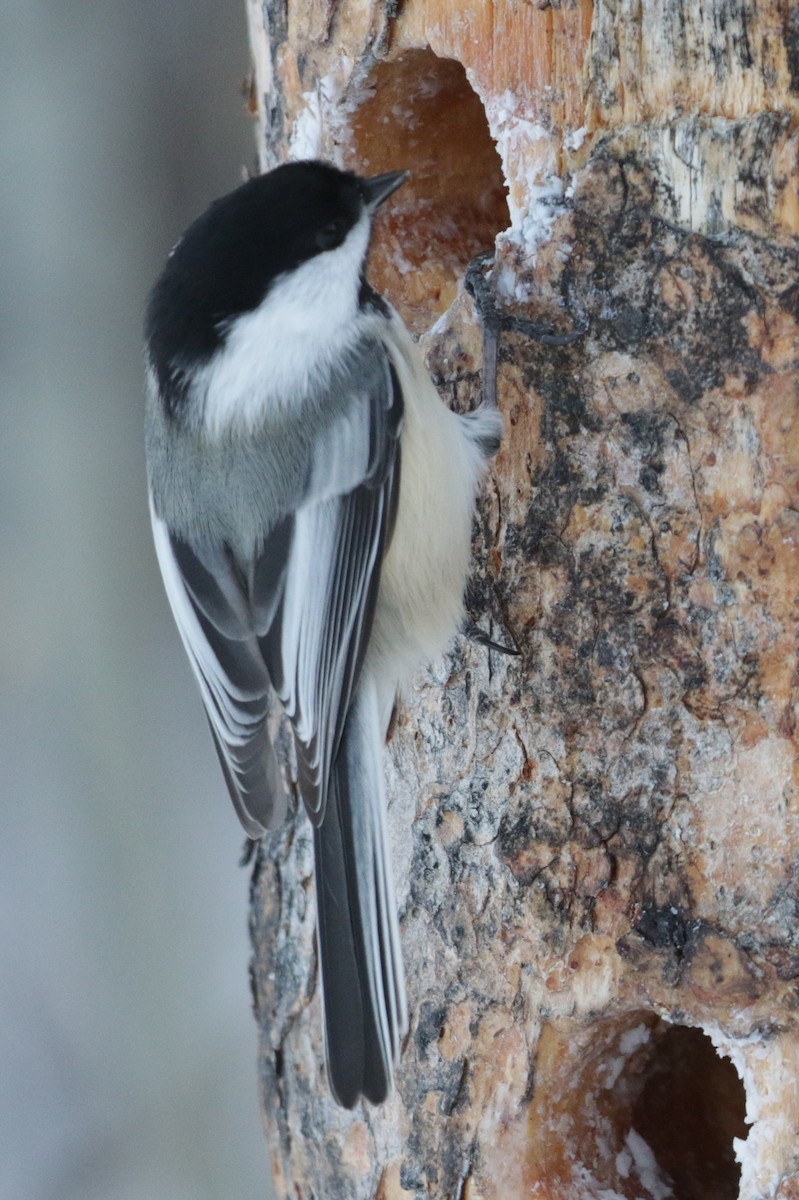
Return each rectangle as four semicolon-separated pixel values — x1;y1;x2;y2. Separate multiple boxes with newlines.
568;1163;626;1200
601;1053;627;1091
482;89;562;241
620;1022;652;1057
565;125;588;152
466;86;565;298
615;1147;632;1178
626;1129;675;1199
289;89;324;160
601;1023;651;1089
289;75;349;163
701;1024;767;1196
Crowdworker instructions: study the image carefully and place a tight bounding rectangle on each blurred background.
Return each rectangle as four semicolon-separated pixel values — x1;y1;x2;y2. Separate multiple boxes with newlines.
1;1;276;1196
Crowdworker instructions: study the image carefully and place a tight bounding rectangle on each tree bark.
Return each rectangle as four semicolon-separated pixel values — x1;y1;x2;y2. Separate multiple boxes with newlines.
246;2;799;1197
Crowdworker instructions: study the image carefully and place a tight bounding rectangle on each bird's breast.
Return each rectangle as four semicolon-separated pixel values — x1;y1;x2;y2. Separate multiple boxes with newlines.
367;321;487;690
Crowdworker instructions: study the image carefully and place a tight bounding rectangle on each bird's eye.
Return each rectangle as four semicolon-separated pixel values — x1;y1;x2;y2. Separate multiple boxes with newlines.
315;220;347;252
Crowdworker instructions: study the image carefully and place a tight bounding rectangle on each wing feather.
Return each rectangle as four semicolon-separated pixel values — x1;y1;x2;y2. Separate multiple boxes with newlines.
260;401;400;821
150;347;402;834
149;502;286;835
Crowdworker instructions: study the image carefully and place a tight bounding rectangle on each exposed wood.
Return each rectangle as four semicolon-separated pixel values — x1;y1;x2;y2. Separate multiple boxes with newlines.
246;2;799;1196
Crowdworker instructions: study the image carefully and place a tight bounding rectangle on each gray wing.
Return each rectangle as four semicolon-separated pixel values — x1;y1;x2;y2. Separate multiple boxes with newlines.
150;353;402;836
150;506;288;836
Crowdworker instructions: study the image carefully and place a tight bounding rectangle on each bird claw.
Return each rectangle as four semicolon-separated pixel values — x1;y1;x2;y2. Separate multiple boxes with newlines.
464;622;521;658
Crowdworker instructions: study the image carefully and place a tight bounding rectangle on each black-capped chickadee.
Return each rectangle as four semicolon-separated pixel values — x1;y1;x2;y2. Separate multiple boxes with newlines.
145;160;501;1107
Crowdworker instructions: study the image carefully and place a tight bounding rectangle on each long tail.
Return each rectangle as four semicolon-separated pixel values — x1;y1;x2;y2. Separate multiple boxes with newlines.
313;672;407;1107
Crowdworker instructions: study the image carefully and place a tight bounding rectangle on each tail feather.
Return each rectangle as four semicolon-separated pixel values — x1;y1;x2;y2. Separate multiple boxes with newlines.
313;674;407;1108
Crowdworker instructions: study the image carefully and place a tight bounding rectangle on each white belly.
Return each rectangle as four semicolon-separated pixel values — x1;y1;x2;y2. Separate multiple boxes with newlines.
366;316;489;700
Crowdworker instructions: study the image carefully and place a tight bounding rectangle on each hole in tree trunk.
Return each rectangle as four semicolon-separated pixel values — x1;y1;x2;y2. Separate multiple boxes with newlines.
348;48;510;333
630;1025;749;1200
527;1015;750;1199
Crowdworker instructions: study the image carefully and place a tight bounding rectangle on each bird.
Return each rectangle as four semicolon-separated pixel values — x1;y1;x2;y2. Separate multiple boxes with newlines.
144;160;502;1107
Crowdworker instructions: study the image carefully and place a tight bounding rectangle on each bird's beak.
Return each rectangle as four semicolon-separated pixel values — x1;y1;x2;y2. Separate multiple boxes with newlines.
361;170;410;210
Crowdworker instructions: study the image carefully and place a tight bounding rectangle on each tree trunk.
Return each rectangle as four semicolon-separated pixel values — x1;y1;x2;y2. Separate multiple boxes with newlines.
246;2;799;1197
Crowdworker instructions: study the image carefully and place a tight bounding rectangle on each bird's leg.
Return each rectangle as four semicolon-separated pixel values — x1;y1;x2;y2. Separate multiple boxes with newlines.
465;249;587;410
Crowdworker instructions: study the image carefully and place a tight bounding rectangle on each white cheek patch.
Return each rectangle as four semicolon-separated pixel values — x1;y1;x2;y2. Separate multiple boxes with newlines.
194;214;371;435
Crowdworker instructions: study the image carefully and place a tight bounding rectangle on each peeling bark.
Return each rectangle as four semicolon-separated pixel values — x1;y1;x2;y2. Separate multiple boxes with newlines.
246;2;799;1197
